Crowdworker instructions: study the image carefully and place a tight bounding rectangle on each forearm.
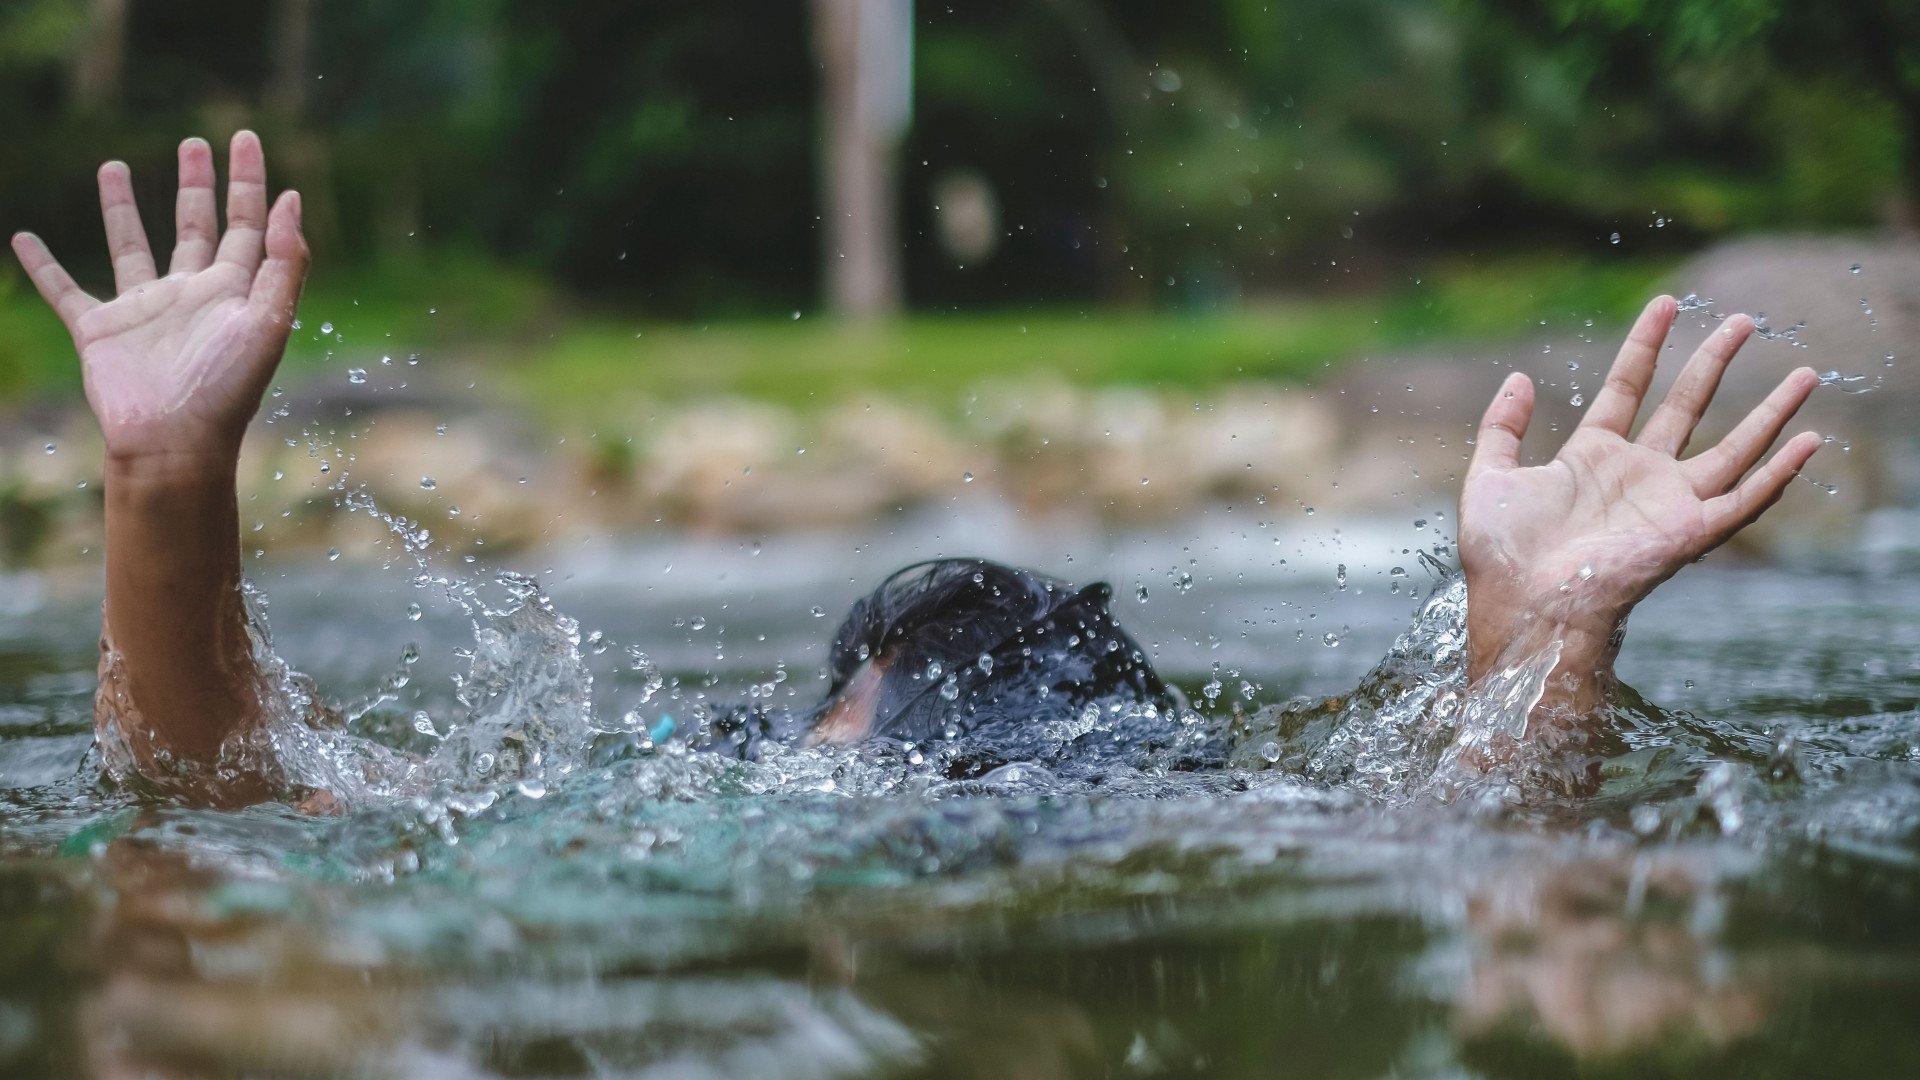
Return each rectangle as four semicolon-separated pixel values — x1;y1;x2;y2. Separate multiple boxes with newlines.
1466;602;1621;724
102;449;262;765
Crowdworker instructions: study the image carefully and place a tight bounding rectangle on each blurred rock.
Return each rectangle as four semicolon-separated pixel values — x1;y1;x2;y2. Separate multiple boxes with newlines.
1332;234;1920;557
2;234;1912;567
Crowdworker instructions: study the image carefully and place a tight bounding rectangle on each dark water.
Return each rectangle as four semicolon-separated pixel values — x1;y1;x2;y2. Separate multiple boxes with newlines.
1;519;1917;1078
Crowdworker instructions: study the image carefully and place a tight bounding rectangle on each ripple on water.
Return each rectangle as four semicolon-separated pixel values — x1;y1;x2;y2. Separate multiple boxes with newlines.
1;554;1918;1074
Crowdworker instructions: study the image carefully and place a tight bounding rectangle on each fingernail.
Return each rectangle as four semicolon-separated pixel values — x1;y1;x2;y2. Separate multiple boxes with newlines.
288;190;302;224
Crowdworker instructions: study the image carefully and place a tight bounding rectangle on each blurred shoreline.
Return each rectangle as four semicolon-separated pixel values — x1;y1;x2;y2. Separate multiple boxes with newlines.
3;234;1915;575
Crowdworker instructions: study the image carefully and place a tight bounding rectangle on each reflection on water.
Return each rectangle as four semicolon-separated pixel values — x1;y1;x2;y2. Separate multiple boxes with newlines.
2;526;1918;1077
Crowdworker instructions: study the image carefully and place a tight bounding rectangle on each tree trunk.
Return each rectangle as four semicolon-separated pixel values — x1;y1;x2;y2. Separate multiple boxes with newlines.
811;0;911;320
68;0;127;114
267;0;315;118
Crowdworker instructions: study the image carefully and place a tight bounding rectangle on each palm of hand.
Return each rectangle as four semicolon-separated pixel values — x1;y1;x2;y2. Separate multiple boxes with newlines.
10;134;307;462
1462;430;1712;621
73;265;269;453
1457;301;1820;645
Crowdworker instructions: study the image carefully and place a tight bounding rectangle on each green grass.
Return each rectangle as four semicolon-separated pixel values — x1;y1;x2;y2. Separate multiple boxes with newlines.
0;249;1674;420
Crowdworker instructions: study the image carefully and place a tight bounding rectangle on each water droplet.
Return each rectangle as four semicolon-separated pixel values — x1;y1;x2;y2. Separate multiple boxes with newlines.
962;471;974;483
791;310;801;320
319;321;334;334
939;678;960;701
809;605;827;618
43;443;55;454
1322;631;1342;647
1335;564;1347;591
1608;231;1621;245
347;368;367;384
926;661;943;681
1570;392;1585;406
515;778;547;799
406;602;422;621
977;652;994;675
1849;263;1863;274
327;548;340;562
1260;741;1281;763
419;476;437;490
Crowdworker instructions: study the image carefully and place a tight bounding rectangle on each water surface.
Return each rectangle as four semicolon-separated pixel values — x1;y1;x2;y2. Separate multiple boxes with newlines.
1;516;1916;1078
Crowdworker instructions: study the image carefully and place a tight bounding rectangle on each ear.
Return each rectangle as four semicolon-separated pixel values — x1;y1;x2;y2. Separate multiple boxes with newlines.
806;653;891;746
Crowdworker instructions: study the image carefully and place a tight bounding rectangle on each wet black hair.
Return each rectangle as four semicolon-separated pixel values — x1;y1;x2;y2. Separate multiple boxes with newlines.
808;558;1175;742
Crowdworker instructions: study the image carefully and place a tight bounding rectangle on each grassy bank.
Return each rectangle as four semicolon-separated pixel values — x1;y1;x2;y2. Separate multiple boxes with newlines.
0;251;1673;420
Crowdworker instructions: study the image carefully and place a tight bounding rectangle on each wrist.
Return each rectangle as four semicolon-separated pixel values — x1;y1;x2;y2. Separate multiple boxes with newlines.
1464;574;1625;685
105;443;242;490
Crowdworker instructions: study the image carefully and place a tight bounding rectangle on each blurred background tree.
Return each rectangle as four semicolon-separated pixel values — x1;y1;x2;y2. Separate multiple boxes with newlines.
0;0;1906;351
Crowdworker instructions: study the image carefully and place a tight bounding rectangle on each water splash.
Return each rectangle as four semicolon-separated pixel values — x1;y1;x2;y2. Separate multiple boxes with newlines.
1228;562;1625;811
1818;370;1880;395
1749;312;1808;348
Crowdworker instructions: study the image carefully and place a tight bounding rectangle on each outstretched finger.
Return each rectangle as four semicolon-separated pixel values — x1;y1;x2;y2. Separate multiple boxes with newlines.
1468;371;1533;479
97;161;157;292
248;191;309;330
1636;314;1752;456
170;137;218;274
9;232;98;327
1579;295;1677;437
214;130;269;275
1684;367;1819;496
1704;431;1821;540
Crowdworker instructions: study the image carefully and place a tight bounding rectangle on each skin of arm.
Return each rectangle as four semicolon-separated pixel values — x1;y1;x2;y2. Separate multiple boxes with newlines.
11;133;308;803
1457;295;1822;731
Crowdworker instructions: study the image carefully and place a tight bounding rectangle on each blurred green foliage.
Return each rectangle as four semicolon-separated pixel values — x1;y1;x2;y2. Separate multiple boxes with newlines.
0;0;1908;403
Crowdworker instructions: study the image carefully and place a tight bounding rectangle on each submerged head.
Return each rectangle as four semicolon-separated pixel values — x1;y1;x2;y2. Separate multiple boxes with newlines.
802;558;1175;746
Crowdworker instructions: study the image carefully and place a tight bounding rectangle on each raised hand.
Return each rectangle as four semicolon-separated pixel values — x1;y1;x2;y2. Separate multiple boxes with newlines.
10;132;308;470
8;134;308;797
1458;295;1821;704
